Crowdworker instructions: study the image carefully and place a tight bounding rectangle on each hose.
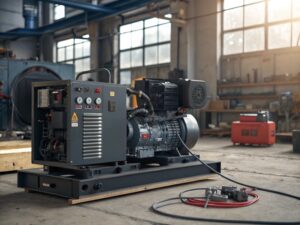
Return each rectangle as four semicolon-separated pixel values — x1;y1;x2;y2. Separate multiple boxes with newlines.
128;108;149;118
127;88;154;115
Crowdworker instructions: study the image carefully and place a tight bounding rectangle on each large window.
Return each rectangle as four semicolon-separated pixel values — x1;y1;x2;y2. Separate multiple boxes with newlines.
56;35;91;74
223;0;300;55
54;4;65;20
119;17;171;70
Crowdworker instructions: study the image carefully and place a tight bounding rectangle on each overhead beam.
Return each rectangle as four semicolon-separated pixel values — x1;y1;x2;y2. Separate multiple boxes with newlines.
37;0;114;13
39;0;157;33
0;0;158;40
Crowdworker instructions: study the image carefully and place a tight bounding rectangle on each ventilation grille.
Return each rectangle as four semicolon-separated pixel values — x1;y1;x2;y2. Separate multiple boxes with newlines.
82;113;102;160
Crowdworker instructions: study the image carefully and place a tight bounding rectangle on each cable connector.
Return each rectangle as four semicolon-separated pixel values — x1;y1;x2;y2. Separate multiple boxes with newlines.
205;187;228;203
233;189;248;202
221;186;237;198
221;186;248;202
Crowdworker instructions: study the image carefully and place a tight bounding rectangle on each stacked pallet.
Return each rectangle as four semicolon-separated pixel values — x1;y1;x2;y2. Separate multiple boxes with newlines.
0;140;40;172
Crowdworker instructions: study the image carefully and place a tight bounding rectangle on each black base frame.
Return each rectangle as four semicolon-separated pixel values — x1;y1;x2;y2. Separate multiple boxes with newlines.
18;160;221;199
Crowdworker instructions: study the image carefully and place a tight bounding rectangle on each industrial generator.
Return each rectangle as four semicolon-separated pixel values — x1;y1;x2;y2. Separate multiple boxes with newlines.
18;79;220;199
0;59;74;135
232;111;276;146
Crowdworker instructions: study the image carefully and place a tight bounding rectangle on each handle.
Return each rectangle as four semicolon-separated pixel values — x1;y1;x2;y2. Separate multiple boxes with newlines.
76;67;112;83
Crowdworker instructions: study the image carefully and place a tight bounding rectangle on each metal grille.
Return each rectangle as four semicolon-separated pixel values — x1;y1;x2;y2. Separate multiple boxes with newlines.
166;120;181;148
82;113;102;160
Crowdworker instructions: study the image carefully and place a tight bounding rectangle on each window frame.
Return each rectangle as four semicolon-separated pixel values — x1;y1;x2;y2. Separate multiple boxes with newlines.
53;4;65;21
118;17;171;83
222;0;300;56
56;36;91;74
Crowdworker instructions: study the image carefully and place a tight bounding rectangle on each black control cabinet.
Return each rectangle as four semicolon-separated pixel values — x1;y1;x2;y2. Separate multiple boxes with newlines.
32;80;127;168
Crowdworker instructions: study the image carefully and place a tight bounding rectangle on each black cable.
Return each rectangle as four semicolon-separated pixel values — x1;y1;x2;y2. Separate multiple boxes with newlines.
152;199;300;225
177;135;300;201
128;108;149;118
151;134;300;224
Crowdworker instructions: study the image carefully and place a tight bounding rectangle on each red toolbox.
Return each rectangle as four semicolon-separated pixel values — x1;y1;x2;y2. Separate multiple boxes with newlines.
231;112;276;145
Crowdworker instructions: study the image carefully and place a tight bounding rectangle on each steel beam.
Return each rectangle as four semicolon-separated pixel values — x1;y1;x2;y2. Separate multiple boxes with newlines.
39;0;156;33
37;0;114;13
0;0;157;40
18;161;221;199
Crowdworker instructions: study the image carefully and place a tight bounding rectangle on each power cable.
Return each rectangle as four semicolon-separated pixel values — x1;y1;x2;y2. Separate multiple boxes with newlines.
151;134;300;224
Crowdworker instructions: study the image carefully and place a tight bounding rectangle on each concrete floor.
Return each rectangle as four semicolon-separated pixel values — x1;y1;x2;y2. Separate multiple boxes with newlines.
1;137;300;225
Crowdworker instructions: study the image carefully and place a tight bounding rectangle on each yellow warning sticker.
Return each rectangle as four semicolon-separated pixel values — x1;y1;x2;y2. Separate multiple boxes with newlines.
71;112;78;127
72;112;78;122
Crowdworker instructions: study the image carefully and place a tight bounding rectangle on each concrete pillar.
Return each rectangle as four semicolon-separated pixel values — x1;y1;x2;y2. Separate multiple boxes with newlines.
89;21;100;71
186;0;221;97
40;2;54;62
170;0;188;73
95;17;119;83
185;0;222;128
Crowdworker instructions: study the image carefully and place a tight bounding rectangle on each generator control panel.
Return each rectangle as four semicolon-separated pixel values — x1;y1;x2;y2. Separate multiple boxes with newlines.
32;80;127;167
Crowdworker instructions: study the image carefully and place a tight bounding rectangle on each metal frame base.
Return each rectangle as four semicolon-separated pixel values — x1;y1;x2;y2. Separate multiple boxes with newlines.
18;161;221;199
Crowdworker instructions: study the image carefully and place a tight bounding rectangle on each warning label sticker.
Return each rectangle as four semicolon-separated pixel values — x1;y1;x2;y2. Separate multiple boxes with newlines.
71;112;78;127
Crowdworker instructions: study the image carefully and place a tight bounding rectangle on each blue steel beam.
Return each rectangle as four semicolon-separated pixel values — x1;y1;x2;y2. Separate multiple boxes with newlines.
0;29;42;38
37;0;114;13
39;0;157;33
0;0;157;40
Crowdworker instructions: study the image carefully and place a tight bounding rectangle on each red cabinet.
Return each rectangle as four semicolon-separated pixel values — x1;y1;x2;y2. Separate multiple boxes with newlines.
232;121;276;145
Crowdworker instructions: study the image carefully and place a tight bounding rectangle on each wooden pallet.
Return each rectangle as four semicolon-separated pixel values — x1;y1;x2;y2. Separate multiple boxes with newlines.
66;174;216;205
201;129;231;137
0;140;41;172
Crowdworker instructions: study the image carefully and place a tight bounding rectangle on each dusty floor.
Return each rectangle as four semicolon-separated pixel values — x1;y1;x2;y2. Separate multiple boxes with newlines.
1;137;300;225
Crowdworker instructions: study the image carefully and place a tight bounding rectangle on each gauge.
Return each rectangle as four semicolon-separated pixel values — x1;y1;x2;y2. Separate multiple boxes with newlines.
75;96;83;104
85;97;92;105
95;97;102;105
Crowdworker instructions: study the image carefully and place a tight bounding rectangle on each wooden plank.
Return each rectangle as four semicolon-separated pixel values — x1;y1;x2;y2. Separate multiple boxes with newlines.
218;80;300;89
0;140;40;172
0;148;31;154
0;151;41;172
68;174;216;205
0;140;31;150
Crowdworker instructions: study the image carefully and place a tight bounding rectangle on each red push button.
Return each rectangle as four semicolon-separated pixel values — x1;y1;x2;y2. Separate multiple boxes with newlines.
95;88;101;93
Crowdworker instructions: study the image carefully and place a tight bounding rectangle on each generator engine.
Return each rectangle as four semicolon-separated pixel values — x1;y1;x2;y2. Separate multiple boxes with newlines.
18;78;221;200
31;78;208;167
127;114;199;158
127;78;208;161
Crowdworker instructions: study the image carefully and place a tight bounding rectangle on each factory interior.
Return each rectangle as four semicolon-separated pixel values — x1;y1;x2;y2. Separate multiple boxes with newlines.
0;0;300;224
